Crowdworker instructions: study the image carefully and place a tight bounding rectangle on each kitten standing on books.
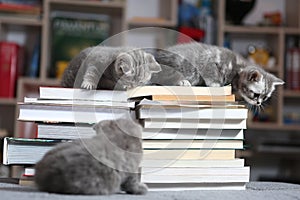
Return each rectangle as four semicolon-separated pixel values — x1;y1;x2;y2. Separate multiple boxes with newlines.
61;46;161;90
153;42;284;106
35;118;147;195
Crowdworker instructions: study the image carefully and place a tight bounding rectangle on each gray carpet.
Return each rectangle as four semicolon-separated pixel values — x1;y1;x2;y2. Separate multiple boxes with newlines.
1;182;300;200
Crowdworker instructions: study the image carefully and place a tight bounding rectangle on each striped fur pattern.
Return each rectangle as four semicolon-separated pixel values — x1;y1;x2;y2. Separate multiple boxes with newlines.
61;46;161;90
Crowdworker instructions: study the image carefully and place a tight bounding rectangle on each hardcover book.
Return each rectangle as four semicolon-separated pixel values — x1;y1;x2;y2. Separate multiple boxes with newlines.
49;11;111;78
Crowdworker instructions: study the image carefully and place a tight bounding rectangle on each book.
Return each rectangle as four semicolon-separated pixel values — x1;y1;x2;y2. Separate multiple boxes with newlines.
143;149;235;160
146;182;246;191
2;137;64;165
24;97;135;108
127;85;232;99
50;11;111;78
137;107;248;120
142;119;247;129
39;87;128;102
0;42;23;98
142;139;244;150
141;159;245;168
142;128;244;140
132;94;236;102
18;103;130;123
141;167;250;183
0;2;41;15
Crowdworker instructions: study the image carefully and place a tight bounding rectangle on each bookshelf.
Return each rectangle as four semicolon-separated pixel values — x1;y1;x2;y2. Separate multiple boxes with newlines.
0;0;178;148
216;0;300;131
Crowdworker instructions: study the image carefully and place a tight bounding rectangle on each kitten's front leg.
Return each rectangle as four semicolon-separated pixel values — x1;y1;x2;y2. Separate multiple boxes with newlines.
121;174;148;195
81;66;101;90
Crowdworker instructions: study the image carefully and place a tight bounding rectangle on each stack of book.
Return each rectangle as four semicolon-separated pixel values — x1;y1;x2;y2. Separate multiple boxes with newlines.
127;85;250;190
3;87;134;181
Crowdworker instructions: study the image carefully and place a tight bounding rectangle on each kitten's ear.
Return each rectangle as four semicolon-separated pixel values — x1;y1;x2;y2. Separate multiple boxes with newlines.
146;53;161;73
248;70;262;82
115;53;133;75
272;76;285;86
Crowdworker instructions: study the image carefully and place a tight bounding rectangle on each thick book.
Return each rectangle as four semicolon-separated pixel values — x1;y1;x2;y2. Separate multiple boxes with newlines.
143;149;235;160
127;85;232;99
140;94;236;102
37;123;244;140
18;103;130;123
142;119;247;129
141;167;250;183
142;139;244;150
50;11;110;78
141;159;245;168
142;128;244;140
146;182;246;191
2;137;64;165
39;87;128;102
24;97;135;108
0;42;22;98
137;107;248;120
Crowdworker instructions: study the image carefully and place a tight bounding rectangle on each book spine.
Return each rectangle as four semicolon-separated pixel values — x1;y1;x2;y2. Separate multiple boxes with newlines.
286;48;293;90
0;42;20;98
292;48;300;90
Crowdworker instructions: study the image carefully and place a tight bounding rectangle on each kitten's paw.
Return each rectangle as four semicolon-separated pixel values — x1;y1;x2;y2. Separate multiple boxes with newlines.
209;83;221;87
81;80;96;90
128;183;148;195
179;80;192;86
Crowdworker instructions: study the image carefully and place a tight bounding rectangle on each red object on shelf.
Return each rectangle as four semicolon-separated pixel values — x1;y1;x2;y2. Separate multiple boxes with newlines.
0;42;22;98
178;26;205;43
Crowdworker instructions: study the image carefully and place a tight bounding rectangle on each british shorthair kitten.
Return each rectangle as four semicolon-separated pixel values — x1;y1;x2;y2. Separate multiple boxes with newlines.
35;118;147;195
61;46;161;90
154;42;284;106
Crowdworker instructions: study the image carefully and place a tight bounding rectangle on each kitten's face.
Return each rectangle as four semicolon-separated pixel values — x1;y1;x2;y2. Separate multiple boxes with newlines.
114;50;161;90
237;67;284;106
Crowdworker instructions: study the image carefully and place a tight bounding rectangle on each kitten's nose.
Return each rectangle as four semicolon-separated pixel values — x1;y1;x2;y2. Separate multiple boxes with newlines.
257;101;261;106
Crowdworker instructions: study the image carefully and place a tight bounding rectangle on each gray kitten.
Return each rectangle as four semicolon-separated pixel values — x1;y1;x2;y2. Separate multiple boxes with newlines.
35;118;147;195
153;42;284;106
61;46;161;90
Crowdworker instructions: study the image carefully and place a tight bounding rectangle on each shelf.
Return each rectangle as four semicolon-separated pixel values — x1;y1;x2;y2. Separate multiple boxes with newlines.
224;25;281;34
284;90;300;98
128;17;176;27
47;0;126;8
19;77;60;86
0;15;42;26
284;28;300;35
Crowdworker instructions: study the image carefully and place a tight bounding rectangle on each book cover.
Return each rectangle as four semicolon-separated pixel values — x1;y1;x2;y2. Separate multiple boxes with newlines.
49;11;111;78
39;87;128;102
142;128;244;140
141;159;245;168
141;167;250;183
137;106;248;120
142;139;244;150
127;85;232;99
0;41;23;98
3;137;65;165
142;118;247;129
143;149;235;160
18;103;131;123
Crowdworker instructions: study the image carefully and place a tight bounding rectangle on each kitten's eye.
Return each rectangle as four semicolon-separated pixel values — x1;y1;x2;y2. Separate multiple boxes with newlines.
253;93;260;99
263;96;268;101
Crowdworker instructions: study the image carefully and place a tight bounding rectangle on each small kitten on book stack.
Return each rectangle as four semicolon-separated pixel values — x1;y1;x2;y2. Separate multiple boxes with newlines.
35;118;147;195
61;46;161;90
154;42;284;106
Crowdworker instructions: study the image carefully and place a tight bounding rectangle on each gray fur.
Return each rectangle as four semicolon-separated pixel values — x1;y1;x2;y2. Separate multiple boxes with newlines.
154;42;284;105
61;46;161;90
35;118;147;195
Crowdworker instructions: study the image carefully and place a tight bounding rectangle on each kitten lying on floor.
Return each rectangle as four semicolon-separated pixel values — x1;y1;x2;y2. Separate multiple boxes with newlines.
61;46;161;90
35;118;147;195
153;42;284;106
